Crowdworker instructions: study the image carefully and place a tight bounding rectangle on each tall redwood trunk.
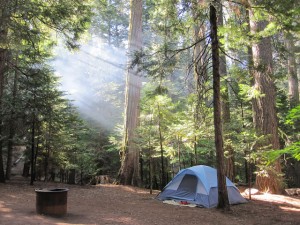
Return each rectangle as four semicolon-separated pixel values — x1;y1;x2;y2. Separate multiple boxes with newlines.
210;1;230;210
118;0;142;186
249;5;283;193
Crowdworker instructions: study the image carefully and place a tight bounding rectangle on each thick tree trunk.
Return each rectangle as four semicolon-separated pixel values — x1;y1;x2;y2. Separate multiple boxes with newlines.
249;7;283;194
210;2;230;210
118;0;142;186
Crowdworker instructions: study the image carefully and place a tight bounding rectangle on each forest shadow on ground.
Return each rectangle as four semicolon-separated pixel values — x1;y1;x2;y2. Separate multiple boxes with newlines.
1;177;300;225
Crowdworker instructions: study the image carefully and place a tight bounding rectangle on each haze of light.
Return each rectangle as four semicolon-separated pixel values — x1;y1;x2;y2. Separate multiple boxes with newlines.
52;37;126;131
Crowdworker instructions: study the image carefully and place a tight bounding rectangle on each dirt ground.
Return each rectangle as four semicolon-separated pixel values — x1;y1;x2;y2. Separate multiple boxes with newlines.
1;176;300;225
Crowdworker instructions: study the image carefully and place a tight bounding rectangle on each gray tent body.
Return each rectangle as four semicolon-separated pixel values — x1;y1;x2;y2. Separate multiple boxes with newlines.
156;165;247;208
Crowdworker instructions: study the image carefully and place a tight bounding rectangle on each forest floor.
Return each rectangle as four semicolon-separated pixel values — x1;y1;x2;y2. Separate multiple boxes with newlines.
0;176;300;225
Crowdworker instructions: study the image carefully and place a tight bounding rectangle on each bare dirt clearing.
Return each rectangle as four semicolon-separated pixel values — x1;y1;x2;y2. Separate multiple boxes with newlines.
0;176;300;225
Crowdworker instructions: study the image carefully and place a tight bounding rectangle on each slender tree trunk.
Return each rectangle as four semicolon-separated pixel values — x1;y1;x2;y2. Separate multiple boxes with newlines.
0;136;4;182
44;116;52;181
118;0;142;186
248;5;283;194
286;33;299;108
0;7;8;182
5;64;18;180
148;146;153;194
34;126;39;180
193;0;207;166
245;9;256;187
0;60;5;182
148;110;153;193
107;0;112;45
5;107;15;181
218;2;235;181
158;104;166;189
30;119;35;185
44;153;49;181
285;32;300;189
194;136;198;165
177;136;181;170
210;1;230;210
218;3;230;124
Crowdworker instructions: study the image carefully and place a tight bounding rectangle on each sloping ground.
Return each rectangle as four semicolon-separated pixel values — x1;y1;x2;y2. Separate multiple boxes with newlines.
0;176;299;225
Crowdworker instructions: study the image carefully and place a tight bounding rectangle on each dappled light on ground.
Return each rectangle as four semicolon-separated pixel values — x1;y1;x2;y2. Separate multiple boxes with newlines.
251;193;300;212
1;178;300;225
280;206;300;212
0;202;12;213
101;184;158;195
103;216;138;225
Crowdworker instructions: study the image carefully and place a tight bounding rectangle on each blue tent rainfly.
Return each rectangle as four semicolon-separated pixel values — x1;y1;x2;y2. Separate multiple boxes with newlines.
156;165;247;208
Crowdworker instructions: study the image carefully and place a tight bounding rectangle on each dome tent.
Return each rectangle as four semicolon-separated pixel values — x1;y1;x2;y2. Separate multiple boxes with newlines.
156;165;247;208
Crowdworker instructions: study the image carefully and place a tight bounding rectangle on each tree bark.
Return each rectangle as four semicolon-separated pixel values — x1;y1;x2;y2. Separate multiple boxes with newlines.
249;6;283;194
210;1;230;210
118;0;142;186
